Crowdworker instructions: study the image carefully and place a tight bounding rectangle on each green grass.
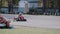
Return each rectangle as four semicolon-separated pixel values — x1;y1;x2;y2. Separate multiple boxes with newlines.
0;27;60;34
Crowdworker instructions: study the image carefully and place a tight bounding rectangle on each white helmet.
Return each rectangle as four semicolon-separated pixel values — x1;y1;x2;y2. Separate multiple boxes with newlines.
19;12;23;15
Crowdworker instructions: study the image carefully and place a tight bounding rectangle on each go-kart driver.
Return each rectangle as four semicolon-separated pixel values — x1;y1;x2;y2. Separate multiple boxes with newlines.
0;15;10;28
18;13;24;20
14;13;25;21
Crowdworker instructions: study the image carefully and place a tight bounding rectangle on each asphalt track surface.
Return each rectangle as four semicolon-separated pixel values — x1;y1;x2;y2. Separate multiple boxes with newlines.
1;14;60;29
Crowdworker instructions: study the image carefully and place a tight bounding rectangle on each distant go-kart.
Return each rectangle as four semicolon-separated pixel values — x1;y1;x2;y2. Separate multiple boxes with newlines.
14;18;27;21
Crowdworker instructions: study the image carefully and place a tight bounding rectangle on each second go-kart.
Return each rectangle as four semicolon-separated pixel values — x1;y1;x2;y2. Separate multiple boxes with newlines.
14;18;27;21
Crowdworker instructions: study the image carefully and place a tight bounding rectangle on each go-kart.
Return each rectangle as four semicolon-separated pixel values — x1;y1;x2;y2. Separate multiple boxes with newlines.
14;18;27;21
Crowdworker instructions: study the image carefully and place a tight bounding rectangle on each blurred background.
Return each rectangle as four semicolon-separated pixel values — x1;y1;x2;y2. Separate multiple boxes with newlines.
0;0;60;16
